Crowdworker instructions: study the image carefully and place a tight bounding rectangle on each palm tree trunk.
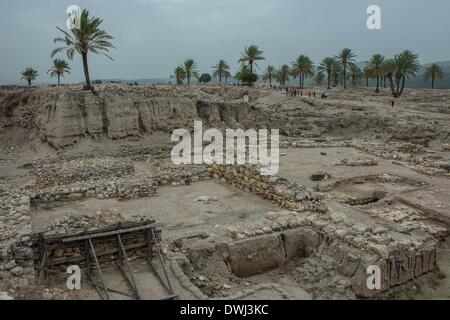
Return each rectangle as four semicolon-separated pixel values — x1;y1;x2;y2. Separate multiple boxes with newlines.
82;52;92;90
388;74;396;97
375;75;379;93
219;75;222;84
327;71;331;89
58;74;61;86
398;76;406;96
432;76;435;89
394;75;400;97
187;75;190;85
343;65;347;89
250;61;253;74
28;79;31;86
299;74;301;88
269;76;272;87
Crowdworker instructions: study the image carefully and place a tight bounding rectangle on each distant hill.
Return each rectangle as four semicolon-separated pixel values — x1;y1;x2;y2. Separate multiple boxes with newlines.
95;77;230;85
95;78;171;85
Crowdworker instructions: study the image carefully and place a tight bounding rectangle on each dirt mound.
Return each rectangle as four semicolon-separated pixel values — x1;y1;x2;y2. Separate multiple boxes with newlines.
1;85;449;150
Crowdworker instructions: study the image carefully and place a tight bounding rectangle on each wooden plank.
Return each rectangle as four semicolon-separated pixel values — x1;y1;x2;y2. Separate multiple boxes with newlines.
62;224;160;243
151;228;174;294
117;234;141;300
89;238;110;300
42;220;157;242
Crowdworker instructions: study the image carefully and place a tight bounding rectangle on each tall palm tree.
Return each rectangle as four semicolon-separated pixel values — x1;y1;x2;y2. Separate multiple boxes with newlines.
20;67;39;86
363;66;372;87
331;60;342;87
51;9;115;90
336;48;356;89
318;57;336;89
171;66;186;85
385;50;420;97
212;60;230;84
290;55;314;89
348;63;362;87
366;54;385;92
47;59;71;86
277;65;290;85
239;45;265;74
263;65;276;87
223;69;231;84
183;59;199;85
423;64;444;89
314;71;325;86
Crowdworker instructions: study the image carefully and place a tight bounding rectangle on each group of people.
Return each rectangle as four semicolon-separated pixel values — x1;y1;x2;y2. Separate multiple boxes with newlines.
274;86;327;99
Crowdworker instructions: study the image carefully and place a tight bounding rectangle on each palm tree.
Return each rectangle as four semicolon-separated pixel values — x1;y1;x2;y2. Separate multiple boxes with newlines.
212;60;230;84
52;9;115;90
47;59;71;86
171;66;186;85
423;64;444;89
290;55;314;89
331;60;342;87
276;65;290;85
234;65;257;86
20;67;39;86
263;65;276;87
314;72;325;86
318;57;336;90
336;48;356;89
318;57;336;89
223;70;231;84
239;45;265;74
348;63;362;87
183;59;199;85
363;66;372;87
385;50;421;97
366;54;385;92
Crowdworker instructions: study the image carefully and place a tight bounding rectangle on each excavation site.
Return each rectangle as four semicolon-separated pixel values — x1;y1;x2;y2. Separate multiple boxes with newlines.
1;84;449;300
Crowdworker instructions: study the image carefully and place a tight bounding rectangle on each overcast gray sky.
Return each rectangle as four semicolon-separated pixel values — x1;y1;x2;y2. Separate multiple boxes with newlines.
1;0;450;84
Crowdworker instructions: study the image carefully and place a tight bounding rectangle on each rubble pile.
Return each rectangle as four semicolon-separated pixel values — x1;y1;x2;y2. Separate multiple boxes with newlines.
34;158;135;188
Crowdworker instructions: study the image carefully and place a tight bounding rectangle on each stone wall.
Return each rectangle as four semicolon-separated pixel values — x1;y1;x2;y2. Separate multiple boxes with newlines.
210;164;327;213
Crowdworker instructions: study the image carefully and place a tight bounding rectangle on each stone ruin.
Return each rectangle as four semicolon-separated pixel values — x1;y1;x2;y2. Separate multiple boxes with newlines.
1;84;450;300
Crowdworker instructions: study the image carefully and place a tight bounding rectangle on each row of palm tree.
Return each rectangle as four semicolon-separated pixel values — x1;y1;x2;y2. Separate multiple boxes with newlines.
171;45;265;85
19;9;445;95
20;9;114;88
363;53;444;92
20;58;71;86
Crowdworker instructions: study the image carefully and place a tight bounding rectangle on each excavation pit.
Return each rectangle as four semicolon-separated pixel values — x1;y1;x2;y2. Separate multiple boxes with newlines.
181;228;321;299
328;173;427;206
30;179;281;240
